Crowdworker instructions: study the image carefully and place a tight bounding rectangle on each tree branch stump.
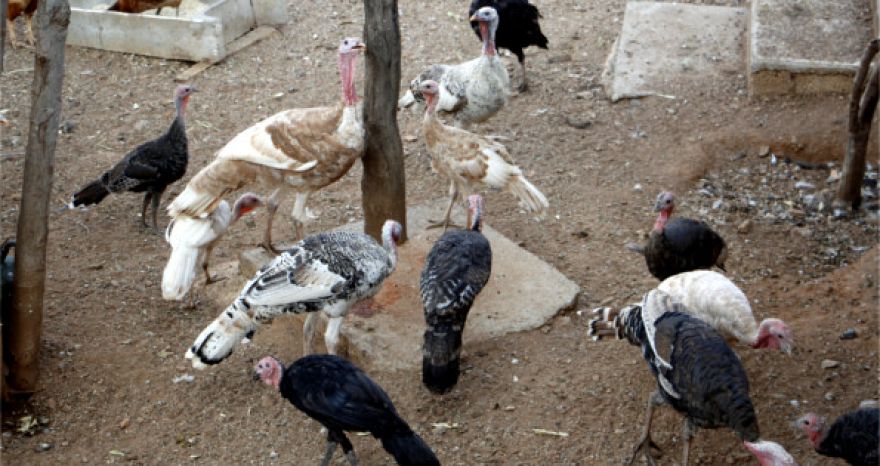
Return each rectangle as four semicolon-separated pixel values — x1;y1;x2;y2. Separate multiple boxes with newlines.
8;0;70;399
361;0;407;242
837;39;880;210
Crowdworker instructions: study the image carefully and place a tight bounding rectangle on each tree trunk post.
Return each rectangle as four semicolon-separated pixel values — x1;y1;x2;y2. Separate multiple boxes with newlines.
8;0;70;398
1;0;6;74
837;39;880;210
362;0;407;242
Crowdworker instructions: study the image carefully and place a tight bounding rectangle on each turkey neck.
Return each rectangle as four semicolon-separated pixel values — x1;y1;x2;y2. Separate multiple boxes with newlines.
381;229;398;269
653;209;671;232
174;94;189;130
339;52;359;106
479;18;498;57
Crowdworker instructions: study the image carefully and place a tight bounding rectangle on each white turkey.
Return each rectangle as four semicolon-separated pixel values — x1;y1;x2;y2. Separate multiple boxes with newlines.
596;290;797;466
590;270;793;354
167;37;366;257
185;220;402;369
418;79;547;230
421;194;492;393
161;192;269;303
398;6;509;129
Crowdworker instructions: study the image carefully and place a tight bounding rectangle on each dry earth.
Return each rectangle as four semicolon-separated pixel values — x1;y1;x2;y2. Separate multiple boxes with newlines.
1;0;878;465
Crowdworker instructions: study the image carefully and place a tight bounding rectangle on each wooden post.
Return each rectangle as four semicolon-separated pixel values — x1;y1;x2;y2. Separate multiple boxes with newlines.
362;0;407;242
8;0;70;398
1;0;6;73
837;39;880;210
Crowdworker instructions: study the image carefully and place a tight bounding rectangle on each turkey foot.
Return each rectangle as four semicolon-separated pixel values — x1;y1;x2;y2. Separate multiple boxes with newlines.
627;434;662;466
204;275;226;286
352;298;376;318
260;194;281;254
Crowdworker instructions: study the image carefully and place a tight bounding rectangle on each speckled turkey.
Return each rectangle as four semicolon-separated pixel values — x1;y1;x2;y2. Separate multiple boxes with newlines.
420;195;492;394
599;290;796;466
630;191;727;280
185;220;401;369
66;85;196;230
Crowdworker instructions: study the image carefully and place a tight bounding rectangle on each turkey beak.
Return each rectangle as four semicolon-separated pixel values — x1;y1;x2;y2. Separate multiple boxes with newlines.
469;14;479;21
252;371;261;382
353;42;366;52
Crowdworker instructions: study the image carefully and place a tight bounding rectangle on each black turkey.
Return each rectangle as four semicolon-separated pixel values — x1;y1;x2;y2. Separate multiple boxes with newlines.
66;85;196;230
468;0;548;91
254;354;440;466
421;194;492;393
602;289;796;466
629;191;727;280
797;407;879;466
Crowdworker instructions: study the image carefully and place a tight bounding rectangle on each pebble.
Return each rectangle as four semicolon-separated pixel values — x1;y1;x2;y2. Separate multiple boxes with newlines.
633;183;643;192
824;392;836;401
737;219;752;234
35;443;52;452
269;451;279;459
795;181;816;191
821;359;840;369
564;116;592;129
840;328;858;340
860;400;879;409
789;400;799;408
758;145;771;157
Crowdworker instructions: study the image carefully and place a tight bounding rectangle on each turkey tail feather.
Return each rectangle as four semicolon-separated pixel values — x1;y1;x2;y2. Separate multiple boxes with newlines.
508;175;548;218
379;431;440;466
70;179;110;208
161;217;211;300
422;322;463;394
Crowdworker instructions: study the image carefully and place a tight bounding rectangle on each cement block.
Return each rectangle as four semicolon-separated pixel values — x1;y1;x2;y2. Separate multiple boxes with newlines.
749;0;873;96
203;202;580;372
603;2;747;102
67;0;286;62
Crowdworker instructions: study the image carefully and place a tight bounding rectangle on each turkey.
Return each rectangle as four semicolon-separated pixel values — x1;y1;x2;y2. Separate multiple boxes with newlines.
421;194;492;393
589;270;793;354
65;84;196;230
167;37;366;255
398;6;509;129
468;0;548;92
254;355;440;466
418;79;547;230
161;192;269;303
600;290;797;466
185;220;401;368
628;191;727;280
797;407;879;466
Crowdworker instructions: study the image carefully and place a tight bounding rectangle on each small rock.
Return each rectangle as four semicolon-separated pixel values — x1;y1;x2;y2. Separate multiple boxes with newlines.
824;392;836;401
133;119;150;132
737;219;752;234
795;181;816;191
36;443;52;452
565;116;592;130
547;53;572;63
789;400;799;408
821;359;840;369
712;199;723;210
827;169;841;183
758;145;771;157
840;328;858;340
59;121;76;134
860;400;879;409
269;451;279;459
633;183;643;192
403;134;417;143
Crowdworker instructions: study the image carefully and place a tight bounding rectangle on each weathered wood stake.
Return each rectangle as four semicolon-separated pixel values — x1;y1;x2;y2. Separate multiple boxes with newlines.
8;0;70;398
362;0;407;242
837;38;880;210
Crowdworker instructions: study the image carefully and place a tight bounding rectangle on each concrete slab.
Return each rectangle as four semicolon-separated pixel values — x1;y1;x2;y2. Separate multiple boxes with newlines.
602;2;747;102
67;0;286;62
749;0;873;96
201;201;580;372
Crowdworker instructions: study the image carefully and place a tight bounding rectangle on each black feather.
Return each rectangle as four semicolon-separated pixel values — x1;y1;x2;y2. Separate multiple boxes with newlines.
420;227;491;394
278;355;440;466
816;408;879;466
644;217;727;280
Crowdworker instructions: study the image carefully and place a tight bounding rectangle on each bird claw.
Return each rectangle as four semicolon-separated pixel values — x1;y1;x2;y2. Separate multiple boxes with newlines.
205;275;227;286
261;242;281;255
628;436;662;466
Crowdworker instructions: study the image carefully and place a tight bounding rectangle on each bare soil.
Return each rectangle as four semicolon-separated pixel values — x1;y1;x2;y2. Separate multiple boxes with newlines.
1;0;878;465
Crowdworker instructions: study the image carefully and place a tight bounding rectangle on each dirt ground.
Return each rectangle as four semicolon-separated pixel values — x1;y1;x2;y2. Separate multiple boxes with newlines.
1;0;878;464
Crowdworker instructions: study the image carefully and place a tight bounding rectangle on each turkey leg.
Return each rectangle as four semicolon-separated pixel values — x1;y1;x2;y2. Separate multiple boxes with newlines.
141;192;154;230
517;60;529;93
302;312;319;355
150;188;164;231
291;191;311;241
628;390;665;466
427;182;462;230
261;191;281;254
681;418;696;466
202;244;226;285
324;316;344;356
319;439;338;466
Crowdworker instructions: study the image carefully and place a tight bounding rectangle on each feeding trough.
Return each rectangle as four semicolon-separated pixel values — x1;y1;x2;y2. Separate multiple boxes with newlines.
67;0;286;62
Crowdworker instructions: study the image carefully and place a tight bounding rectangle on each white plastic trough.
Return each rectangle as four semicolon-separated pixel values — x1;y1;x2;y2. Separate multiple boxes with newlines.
67;0;286;62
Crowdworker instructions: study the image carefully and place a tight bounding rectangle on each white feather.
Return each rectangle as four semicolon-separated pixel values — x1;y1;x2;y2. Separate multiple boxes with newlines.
657;270;758;345
246;259;345;306
161;201;232;300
